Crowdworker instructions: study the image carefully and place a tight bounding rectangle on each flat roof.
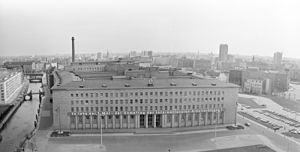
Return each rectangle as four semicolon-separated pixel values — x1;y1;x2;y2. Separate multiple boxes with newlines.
0;71;20;82
52;76;239;90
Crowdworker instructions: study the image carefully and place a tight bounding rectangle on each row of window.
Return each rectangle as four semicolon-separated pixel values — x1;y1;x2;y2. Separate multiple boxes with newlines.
71;97;225;105
71;104;224;112
70;90;225;98
70;112;224;124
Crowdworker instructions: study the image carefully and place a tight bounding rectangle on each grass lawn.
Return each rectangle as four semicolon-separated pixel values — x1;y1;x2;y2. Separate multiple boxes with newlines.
262;95;300;113
202;144;276;152
238;97;264;109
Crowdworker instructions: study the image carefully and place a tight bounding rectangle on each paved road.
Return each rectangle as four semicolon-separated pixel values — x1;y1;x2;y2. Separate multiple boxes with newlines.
238;115;300;152
0;83;42;152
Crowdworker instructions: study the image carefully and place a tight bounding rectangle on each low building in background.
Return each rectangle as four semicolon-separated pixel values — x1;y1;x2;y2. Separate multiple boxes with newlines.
229;69;288;95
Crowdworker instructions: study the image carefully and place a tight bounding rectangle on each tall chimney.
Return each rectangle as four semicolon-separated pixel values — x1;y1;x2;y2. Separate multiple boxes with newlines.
72;37;75;62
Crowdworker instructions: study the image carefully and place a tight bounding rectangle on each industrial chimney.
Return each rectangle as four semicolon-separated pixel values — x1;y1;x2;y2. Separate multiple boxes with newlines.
72;37;75;62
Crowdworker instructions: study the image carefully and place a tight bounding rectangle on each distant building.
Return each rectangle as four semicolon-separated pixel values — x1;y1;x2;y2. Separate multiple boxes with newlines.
3;61;34;73
153;56;171;66
97;52;102;60
65;60;139;74
273;52;282;68
228;69;288;94
290;69;300;82
0;71;23;104
244;79;270;95
193;59;211;72
219;44;228;62
141;51;153;57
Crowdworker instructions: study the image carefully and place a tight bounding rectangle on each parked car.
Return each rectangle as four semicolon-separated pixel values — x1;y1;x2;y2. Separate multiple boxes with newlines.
244;123;250;127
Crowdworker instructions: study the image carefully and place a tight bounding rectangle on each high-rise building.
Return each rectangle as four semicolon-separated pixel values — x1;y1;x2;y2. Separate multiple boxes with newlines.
97;52;102;60
273;52;282;67
219;44;228;62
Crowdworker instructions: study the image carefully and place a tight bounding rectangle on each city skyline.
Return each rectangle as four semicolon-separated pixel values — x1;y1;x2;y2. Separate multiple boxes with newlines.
0;0;300;58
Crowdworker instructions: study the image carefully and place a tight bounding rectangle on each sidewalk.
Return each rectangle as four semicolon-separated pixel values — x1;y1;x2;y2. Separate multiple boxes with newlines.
70;124;229;135
71;127;228;137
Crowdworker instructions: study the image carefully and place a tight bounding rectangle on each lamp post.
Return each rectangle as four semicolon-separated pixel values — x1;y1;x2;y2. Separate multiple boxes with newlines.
100;115;103;145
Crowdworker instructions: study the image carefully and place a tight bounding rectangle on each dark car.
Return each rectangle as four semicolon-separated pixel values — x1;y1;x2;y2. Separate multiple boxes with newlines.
244;123;250;127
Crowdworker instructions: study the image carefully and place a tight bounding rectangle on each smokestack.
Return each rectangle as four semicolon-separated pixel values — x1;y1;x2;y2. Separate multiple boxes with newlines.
72;37;75;62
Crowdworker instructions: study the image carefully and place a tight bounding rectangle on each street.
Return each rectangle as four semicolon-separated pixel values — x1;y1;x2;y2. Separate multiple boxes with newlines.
0;83;42;152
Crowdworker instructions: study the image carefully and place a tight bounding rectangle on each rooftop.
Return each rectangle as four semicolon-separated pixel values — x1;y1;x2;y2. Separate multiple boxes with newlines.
52;74;238;90
0;71;20;82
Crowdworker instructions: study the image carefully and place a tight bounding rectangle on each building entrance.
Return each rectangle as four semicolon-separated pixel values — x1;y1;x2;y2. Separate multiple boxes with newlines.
140;115;145;128
148;114;153;128
156;114;162;128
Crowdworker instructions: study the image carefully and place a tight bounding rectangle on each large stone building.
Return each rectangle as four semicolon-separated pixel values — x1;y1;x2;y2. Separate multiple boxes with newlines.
52;70;238;131
0;71;23;104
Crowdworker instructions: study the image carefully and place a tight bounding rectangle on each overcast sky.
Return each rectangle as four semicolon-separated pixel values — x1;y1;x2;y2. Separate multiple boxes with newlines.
0;0;300;58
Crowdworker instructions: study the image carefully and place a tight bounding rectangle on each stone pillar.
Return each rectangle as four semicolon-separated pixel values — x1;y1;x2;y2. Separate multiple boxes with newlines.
135;115;138;128
153;114;156;128
137;115;140;128
120;114;123;129
112;115;116;129
96;115;99;129
217;112;220;124
178;114;182;128
205;112;208;126
171;114;175;128
145;114;148;128
127;115;130;129
185;113;188;127
222;111;225;124
105;115;108;129
198;113;201;126
90;115;93;129
75;115;78;129
161;114;165;128
192;113;195;126
83;115;86;129
164;114;167;127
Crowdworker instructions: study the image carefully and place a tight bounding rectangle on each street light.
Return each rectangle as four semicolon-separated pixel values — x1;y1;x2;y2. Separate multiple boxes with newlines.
100;115;103;145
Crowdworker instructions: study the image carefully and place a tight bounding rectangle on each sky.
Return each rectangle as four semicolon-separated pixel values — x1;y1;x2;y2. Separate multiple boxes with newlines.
0;0;300;58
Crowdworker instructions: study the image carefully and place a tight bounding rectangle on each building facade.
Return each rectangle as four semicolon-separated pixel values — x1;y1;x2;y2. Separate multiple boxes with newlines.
244;79;264;95
0;72;23;104
52;76;238;131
